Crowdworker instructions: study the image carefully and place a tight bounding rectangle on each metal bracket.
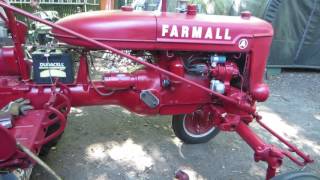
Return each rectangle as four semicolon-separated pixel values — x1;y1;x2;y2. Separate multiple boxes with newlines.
140;90;159;109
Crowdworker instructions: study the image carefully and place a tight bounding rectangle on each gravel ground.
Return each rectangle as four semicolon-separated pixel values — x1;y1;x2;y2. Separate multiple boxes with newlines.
30;71;320;180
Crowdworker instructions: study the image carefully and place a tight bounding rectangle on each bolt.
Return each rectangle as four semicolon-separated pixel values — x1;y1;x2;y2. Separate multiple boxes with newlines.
162;79;170;88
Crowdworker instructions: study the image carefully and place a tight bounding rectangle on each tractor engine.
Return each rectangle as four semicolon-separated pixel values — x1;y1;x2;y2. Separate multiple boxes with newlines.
50;7;273;112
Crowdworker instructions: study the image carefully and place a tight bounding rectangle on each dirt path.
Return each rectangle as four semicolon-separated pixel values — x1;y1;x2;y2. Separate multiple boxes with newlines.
30;71;320;180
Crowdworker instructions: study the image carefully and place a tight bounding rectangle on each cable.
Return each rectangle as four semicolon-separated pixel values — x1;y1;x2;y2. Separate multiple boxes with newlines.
86;53;115;97
16;142;62;180
183;55;210;75
88;51;97;71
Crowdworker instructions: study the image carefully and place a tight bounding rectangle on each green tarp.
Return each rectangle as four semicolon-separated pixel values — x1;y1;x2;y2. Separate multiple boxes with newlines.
180;0;320;68
268;0;320;68
188;0;268;16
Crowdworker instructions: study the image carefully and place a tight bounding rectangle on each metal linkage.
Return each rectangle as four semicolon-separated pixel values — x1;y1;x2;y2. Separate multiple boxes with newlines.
37;80;71;146
254;114;314;166
2;5;29;81
215;112;314;179
236;114;314;179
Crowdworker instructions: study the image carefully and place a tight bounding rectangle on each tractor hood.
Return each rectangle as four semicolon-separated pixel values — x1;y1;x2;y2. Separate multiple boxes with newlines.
52;10;273;52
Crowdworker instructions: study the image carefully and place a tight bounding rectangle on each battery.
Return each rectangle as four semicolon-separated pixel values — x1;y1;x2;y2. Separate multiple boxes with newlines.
32;50;74;84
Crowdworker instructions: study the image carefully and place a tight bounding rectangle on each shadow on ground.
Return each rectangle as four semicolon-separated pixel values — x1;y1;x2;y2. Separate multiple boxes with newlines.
30;72;320;180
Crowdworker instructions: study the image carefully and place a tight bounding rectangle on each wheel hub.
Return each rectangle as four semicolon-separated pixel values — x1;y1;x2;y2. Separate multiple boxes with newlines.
183;110;216;137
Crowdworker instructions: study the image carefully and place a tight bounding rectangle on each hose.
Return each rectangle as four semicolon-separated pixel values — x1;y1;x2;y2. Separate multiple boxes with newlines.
16;142;62;180
86;53;115;97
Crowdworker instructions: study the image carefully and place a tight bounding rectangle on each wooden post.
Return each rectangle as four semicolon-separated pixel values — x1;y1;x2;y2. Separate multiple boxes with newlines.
161;0;167;12
100;0;115;10
84;0;87;11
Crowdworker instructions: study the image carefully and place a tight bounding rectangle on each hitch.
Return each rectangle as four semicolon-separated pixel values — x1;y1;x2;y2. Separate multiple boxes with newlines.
235;114;314;180
255;114;314;166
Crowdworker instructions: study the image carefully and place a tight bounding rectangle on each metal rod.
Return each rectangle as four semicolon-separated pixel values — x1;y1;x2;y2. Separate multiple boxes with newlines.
255;115;314;164
236;121;266;151
161;0;167;12
16;142;62;180
3;5;30;81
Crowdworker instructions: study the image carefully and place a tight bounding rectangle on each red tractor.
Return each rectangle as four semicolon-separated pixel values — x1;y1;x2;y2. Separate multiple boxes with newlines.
0;1;317;179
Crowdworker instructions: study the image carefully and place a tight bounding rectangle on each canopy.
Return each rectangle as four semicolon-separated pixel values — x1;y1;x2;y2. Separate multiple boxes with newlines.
200;0;320;68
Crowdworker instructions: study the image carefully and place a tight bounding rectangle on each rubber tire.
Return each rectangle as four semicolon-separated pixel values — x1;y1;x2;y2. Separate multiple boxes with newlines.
172;114;220;144
272;171;320;180
39;106;68;156
39;122;63;157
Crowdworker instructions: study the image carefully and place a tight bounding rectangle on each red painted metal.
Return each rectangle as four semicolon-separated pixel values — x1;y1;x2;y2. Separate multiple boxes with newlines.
255;114;314;166
120;6;134;11
175;169;189;180
236;121;283;179
0;126;16;162
0;1;315;179
251;83;270;102
0;47;20;76
0;2;255;113
186;4;197;16
0;80;71;169
3;8;29;81
51;8;273;98
52;11;273;52
161;0;167;12
183;109;215;135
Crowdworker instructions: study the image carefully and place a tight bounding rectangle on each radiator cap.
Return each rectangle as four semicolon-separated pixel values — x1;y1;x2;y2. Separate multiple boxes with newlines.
121;6;133;12
241;11;252;19
187;4;197;16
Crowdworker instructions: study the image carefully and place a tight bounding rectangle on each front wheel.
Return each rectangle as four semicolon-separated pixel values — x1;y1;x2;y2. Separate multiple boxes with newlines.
172;110;220;144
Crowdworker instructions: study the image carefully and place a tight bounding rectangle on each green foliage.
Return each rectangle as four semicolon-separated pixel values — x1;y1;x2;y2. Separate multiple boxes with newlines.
187;0;268;16
12;3;100;22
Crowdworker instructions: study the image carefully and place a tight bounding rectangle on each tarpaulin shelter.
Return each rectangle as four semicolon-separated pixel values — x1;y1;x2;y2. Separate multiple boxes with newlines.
213;0;320;68
264;0;320;68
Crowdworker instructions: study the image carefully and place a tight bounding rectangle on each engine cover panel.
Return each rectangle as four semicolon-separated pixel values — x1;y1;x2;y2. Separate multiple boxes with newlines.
52;11;273;52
